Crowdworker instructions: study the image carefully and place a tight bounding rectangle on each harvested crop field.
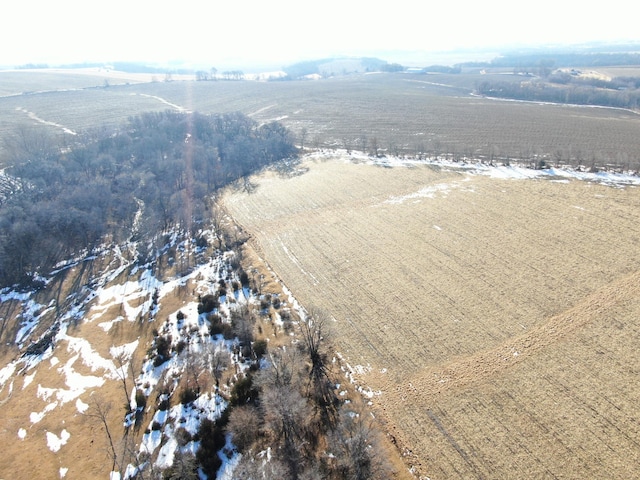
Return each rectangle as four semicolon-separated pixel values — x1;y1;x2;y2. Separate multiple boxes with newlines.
4;73;640;168
223;154;640;479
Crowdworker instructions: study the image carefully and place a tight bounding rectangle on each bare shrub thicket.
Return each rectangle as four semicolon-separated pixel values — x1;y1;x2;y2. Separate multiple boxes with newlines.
225;308;394;480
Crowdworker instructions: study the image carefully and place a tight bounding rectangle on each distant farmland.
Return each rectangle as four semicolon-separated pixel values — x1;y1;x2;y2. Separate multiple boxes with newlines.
2;71;640;169
224;155;640;478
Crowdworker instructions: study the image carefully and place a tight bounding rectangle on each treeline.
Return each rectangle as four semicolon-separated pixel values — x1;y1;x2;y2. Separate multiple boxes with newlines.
0;111;297;287
475;79;640;109
547;71;640;90
488;51;640;69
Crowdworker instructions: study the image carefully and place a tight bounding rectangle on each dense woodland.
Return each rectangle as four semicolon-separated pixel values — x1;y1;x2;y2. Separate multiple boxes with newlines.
0;111;297;287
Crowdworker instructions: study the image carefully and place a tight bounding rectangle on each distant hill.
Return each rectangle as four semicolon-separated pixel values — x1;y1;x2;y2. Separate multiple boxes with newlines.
283;57;393;79
454;43;640;70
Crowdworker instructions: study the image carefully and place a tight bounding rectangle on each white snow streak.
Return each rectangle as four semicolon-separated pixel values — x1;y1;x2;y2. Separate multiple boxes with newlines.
15;107;77;135
135;94;189;112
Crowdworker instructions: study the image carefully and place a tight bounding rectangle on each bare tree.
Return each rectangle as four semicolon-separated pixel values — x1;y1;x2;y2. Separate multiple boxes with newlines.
257;348;311;479
328;407;392;480
87;395;139;477
299;307;337;426
87;397;118;472
231;304;255;351
261;381;311;479
258;348;303;390
369;136;379;157
358;134;367;155
226;404;261;451
299;127;308;150
112;351;133;414
233;453;289;480
183;346;204;398
206;342;230;390
208;200;226;249
166;451;199;480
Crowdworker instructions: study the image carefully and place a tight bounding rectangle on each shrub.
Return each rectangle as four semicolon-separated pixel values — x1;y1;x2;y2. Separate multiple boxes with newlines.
153;334;172;366
196;418;225;477
153;354;168;367
252;339;268;359
260;296;271;311
230;374;259;406
180;386;199;405
198;294;219;314
135;390;147;410
210;321;233;339
176;310;186;321
158;397;170;411
226;405;261;452
174;427;193;447
175;340;187;355
196;235;208;248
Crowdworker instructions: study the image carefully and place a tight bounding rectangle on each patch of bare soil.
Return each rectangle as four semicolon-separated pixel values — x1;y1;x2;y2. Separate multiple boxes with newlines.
223;155;640;479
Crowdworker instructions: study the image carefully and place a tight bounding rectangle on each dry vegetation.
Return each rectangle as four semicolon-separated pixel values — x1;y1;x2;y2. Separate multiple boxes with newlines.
223;155;640;478
3;72;640;168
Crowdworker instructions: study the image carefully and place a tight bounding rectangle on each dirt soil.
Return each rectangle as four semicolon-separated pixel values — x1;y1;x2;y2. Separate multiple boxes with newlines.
223;155;640;479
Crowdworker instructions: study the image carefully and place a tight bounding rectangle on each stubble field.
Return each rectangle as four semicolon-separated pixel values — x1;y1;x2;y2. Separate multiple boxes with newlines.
223;155;640;478
3;72;640;168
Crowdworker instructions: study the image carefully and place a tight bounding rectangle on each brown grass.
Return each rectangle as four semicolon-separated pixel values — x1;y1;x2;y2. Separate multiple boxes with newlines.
0;256;195;479
223;155;640;479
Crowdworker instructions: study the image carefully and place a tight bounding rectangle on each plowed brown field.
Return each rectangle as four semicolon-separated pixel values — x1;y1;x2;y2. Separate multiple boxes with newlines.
223;155;640;479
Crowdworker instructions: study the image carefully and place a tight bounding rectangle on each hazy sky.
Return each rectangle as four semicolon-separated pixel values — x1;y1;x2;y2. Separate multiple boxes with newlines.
2;0;638;69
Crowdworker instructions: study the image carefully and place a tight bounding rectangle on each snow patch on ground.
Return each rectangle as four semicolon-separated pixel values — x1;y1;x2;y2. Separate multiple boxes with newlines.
30;402;57;423
14;298;56;347
303;150;640;188
383;179;474;205
46;429;70;452
0;362;16;389
15;107;77;135
26;335;142;423
135;94;190;113
22;371;36;389
76;398;89;413
338;357;382;399
217;433;242;480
